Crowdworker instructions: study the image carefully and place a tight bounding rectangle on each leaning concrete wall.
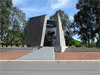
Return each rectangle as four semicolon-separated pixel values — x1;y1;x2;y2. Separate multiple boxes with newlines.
55;13;66;52
25;15;48;47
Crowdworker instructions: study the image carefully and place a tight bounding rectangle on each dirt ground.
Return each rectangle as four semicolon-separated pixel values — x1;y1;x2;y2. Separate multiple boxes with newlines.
55;52;100;60
0;50;33;60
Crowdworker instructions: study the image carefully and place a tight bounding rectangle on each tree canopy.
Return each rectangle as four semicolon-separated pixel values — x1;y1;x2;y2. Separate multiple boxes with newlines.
0;0;26;47
74;0;100;47
50;10;73;39
0;0;12;42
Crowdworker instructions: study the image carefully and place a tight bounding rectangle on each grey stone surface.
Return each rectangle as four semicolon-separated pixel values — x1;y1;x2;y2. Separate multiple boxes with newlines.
55;13;66;52
1;62;100;75
25;15;48;47
18;47;54;60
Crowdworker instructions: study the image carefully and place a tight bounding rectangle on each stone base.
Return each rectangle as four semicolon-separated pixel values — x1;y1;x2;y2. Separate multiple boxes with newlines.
54;46;67;52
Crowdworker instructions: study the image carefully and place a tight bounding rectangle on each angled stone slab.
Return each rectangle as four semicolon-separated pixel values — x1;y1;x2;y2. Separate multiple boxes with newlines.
17;47;54;60
25;15;48;47
55;13;66;52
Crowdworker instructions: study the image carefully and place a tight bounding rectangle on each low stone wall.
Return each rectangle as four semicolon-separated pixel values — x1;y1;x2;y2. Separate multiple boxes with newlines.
65;48;100;52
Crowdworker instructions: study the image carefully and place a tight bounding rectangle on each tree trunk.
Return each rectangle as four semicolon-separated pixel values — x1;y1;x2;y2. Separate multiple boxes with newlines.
11;35;13;47
6;33;9;47
88;39;90;47
88;34;90;47
22;41;24;47
99;30;100;47
11;42;13;47
2;43;3;47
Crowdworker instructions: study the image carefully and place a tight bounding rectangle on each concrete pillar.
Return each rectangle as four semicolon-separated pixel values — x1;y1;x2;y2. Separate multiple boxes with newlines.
55;13;66;52
40;15;48;46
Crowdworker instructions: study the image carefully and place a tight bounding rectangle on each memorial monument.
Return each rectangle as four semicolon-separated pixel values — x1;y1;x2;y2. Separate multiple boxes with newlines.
25;13;66;52
55;13;66;52
25;15;47;47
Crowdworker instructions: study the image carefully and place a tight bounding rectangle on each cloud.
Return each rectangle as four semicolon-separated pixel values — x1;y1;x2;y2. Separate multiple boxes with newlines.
21;8;37;12
51;0;69;10
12;0;78;21
12;0;28;5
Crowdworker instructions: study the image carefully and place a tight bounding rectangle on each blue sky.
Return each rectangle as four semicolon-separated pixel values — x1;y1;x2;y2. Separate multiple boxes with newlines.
12;0;80;41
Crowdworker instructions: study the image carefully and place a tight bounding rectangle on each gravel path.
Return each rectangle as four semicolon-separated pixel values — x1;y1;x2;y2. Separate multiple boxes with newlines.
55;52;100;60
0;50;33;60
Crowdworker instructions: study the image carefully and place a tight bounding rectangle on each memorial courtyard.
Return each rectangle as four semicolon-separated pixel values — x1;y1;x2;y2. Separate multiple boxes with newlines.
0;1;100;75
0;14;100;61
0;48;100;60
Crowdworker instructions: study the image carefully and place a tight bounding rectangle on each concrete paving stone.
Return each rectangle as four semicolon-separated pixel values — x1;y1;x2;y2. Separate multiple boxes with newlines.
18;47;54;60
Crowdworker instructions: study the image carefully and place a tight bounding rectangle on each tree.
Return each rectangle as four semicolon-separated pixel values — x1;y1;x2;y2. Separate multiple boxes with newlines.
74;0;100;47
0;0;26;47
92;0;100;47
9;6;26;46
65;37;81;47
0;0;12;46
50;10;70;30
50;10;73;45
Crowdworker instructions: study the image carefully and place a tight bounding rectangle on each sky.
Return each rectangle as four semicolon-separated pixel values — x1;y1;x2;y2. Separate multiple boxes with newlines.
12;0;80;41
